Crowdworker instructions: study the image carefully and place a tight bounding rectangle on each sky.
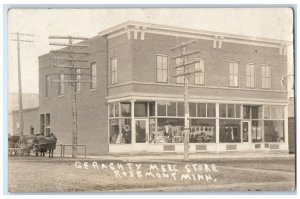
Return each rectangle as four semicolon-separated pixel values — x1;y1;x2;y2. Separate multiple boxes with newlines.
7;8;294;94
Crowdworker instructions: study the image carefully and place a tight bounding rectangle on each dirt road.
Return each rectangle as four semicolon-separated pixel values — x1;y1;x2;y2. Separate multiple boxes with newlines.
8;156;295;192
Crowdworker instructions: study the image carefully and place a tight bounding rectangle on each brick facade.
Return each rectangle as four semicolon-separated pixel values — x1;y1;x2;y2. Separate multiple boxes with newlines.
38;22;290;154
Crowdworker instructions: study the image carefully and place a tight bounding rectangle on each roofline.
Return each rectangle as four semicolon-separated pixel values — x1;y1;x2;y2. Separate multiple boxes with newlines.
12;107;39;113
98;21;292;45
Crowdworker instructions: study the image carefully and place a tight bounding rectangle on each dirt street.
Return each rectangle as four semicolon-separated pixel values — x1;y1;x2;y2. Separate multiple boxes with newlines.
8;156;295;192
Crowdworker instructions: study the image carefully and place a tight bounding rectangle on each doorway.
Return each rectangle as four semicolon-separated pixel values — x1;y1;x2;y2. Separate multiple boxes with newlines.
242;121;251;142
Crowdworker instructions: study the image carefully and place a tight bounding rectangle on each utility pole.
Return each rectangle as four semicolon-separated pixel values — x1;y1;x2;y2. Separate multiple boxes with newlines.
10;32;34;136
49;36;90;158
170;40;200;161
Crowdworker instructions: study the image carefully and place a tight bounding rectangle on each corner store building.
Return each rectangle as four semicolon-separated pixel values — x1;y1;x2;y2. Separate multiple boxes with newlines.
38;21;290;154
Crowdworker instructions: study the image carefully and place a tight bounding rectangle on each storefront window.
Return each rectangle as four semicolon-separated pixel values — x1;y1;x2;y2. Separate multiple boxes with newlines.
121;102;131;117
115;103;119;117
152;118;184;143
110;118;131;144
157;101;166;116
219;119;241;143
177;102;184;116
190;119;216;143
149;118;156;143
135;102;147;117
237;105;241;118
197;103;206;117
270;106;278;119
207;103;216;117
251;120;262;142
189;103;196;117
264;120;284;142
220;104;226;118
243;106;250;119
243;106;261;119
264;105;284;120
167;102;176;116
251;107;258;119
264;106;271;119
149;102;155;116
278;106;284;119
109;103;114;117
227;104;235;118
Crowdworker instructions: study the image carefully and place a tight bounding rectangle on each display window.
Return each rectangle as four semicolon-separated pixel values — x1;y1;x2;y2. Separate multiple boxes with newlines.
251;120;263;142
219;119;241;143
264;120;284;142
134;102;148;117
110;118;131;144
151;118;184;143
121;102;131;117
190;119;216;143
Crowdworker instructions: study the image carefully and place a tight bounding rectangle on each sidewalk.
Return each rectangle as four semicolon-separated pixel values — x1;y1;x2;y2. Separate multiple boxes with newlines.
81;152;295;162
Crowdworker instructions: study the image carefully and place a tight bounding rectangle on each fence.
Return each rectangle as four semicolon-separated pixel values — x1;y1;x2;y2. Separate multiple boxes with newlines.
57;144;87;158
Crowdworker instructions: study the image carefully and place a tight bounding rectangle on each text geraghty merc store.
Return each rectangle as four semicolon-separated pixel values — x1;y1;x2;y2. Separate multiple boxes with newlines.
108;99;287;153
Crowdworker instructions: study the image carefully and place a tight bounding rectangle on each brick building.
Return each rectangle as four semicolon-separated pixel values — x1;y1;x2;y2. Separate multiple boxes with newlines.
38;21;291;154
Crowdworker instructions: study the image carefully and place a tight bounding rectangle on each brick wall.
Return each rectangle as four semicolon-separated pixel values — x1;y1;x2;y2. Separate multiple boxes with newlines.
38;37;109;154
108;32;287;101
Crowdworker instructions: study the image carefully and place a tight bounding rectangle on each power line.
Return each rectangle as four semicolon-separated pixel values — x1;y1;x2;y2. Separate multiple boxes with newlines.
48;35;90;158
10;32;34;136
170;40;200;161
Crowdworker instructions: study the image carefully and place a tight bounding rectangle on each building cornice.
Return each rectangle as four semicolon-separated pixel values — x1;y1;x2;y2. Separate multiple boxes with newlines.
98;21;292;47
12;107;39;113
105;92;289;105
108;81;287;94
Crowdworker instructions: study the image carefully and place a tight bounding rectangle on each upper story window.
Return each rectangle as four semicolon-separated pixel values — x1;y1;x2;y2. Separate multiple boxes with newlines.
111;57;118;85
229;62;239;87
246;63;255;88
90;62;97;89
45;75;51;98
75;69;81;92
176;57;186;84
156;55;168;83
262;64;271;89
194;58;205;85
58;74;64;95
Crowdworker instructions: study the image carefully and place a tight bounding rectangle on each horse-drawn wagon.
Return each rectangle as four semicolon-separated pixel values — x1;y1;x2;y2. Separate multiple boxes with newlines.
8;133;57;157
8;134;36;156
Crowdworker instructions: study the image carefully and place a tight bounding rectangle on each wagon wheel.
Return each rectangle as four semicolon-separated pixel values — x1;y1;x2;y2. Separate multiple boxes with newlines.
15;140;28;156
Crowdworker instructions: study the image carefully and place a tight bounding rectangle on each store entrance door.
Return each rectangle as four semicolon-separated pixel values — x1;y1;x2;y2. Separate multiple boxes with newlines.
242;121;251;142
135;119;149;143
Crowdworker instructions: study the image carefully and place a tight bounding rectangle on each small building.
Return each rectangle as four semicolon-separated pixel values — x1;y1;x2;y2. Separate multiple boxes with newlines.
8;93;39;135
12;107;39;135
38;21;291;154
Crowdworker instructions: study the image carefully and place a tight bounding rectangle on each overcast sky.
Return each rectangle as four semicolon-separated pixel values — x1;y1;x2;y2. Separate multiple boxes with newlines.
8;8;294;94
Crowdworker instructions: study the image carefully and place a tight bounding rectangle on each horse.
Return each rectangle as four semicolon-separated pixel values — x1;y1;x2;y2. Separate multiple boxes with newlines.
33;133;57;158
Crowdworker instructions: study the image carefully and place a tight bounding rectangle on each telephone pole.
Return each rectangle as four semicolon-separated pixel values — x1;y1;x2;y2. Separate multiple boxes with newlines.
10;32;34;136
49;36;90;158
170;40;200;161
